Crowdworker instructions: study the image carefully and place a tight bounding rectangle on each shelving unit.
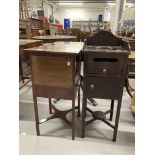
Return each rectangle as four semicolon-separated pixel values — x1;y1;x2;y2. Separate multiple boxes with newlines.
19;19;31;39
29;18;43;36
72;20;103;32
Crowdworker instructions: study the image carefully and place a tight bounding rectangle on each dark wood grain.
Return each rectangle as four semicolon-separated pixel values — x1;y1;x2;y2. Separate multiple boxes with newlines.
29;41;83;140
86;30;122;46
82;30;130;141
31;55;73;87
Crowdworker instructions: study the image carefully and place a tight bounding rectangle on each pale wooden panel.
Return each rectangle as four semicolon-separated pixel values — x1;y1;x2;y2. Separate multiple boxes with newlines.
25;42;84;55
33;35;76;40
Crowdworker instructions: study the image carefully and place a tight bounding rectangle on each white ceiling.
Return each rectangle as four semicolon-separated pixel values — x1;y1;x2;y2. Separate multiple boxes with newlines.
54;2;135;11
48;0;135;4
28;0;134;11
56;3;108;10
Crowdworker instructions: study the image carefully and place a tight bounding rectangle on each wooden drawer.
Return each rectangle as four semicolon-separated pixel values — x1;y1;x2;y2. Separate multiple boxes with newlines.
86;76;124;99
86;53;128;76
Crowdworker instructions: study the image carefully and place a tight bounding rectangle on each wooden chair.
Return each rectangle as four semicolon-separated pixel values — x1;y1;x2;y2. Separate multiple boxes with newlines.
128;39;135;51
128;39;135;79
128;50;135;79
69;28;81;42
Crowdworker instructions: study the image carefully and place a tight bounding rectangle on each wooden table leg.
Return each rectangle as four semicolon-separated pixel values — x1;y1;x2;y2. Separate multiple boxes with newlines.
78;86;80;117
113;99;122;142
49;98;52;114
19;57;24;83
72;98;75;140
82;94;87;138
33;96;40;136
109;100;114;121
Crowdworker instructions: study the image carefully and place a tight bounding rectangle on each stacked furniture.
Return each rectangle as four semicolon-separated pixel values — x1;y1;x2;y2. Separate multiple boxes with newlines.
29;18;43;37
19;19;31;39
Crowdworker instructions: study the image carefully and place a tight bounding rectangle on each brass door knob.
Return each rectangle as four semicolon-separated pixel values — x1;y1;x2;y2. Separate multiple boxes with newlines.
67;61;71;66
102;68;107;73
90;84;94;90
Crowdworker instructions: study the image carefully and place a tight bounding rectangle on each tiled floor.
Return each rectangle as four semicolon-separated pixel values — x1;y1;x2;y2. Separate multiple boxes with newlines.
19;79;135;155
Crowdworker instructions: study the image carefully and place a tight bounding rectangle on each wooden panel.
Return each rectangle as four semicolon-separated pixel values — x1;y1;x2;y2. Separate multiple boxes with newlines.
86;30;122;46
33;85;73;99
86;77;124;99
31;55;73;87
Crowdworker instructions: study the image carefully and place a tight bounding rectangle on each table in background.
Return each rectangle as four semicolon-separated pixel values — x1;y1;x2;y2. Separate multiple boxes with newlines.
118;36;135;51
19;39;43;89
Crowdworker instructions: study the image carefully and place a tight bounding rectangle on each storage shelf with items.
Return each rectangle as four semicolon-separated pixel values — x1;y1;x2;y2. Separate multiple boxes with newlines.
19;19;31;39
72;21;81;29
72;20;103;32
29;18;43;37
118;20;135;38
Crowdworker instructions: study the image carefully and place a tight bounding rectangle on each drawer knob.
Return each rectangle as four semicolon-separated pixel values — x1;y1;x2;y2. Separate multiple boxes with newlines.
67;61;71;66
102;68;107;73
90;84;94;90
